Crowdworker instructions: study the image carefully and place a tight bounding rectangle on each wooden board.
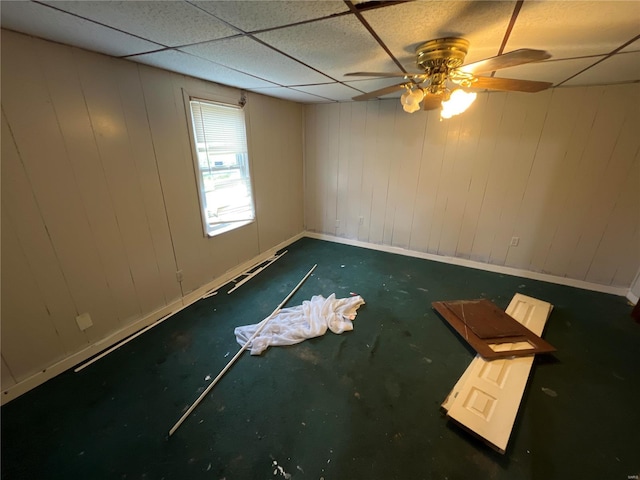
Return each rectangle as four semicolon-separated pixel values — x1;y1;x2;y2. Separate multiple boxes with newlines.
442;293;553;453
432;299;556;359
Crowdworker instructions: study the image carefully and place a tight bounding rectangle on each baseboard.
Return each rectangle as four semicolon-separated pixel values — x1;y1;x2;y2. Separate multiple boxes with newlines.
304;232;629;297
1;231;305;405
627;292;639;305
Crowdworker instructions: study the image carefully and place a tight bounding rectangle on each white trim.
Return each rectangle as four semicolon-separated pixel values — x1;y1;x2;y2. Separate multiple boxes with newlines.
627;292;639;305
1;231;305;405
304;232;629;297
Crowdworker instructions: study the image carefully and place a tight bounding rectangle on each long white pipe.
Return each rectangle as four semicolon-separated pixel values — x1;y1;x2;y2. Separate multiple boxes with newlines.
73;305;190;373
168;263;317;437
227;250;287;294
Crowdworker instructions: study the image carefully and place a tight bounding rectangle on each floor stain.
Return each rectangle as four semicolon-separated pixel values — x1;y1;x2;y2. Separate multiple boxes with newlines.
541;387;558;397
290;345;321;365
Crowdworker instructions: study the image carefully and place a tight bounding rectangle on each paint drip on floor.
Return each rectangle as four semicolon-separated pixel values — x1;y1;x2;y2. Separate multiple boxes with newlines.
272;460;291;479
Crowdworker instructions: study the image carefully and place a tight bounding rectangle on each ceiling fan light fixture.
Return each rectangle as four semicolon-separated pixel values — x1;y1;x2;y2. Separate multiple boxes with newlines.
401;87;424;104
441;88;477;119
400;87;424;113
402;102;421;113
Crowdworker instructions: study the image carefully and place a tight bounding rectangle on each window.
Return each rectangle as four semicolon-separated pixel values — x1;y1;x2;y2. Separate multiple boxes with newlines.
187;96;255;237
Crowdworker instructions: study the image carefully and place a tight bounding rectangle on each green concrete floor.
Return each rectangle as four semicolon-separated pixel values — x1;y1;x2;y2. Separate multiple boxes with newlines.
2;237;638;479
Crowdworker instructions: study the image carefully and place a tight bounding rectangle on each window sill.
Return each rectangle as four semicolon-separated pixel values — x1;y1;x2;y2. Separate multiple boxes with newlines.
206;219;254;238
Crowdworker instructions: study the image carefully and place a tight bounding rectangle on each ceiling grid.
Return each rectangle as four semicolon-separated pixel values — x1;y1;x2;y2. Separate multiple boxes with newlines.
0;0;637;103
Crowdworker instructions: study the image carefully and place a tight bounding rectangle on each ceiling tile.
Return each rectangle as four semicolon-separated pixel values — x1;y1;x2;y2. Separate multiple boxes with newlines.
292;83;362;102
132;49;277;89
621;39;640;54
180;36;331;86
191;0;348;32
562;51;640;86
508;1;640;59
249;87;332;103
0;1;162;56
254;15;399;81
45;0;239;47
362;1;517;70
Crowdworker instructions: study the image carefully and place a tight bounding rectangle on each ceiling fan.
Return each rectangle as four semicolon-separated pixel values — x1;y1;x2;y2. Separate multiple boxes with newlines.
346;37;552;117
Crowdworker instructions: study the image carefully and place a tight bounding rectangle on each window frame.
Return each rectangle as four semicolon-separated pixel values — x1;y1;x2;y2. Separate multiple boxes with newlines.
183;89;256;238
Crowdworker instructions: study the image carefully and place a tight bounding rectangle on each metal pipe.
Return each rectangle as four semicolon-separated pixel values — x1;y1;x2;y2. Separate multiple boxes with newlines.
168;264;317;437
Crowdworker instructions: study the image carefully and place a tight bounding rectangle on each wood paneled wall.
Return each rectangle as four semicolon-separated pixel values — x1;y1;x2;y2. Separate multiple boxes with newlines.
1;30;304;390
304;84;640;289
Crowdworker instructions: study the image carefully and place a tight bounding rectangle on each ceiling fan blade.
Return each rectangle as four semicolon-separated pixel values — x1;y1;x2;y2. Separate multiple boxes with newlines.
458;49;551;75
471;76;552;93
352;83;407;101
346;72;406;77
423;92;444;110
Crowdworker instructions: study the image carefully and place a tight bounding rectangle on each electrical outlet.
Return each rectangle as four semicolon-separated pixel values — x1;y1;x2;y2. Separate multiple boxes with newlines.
76;312;93;331
176;270;184;282
510;236;520;247
359;216;364;226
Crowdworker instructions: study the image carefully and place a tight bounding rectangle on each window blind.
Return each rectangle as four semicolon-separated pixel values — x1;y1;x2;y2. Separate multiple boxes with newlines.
190;100;247;155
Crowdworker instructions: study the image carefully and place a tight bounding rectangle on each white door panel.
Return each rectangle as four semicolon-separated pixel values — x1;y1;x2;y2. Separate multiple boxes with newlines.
442;293;553;453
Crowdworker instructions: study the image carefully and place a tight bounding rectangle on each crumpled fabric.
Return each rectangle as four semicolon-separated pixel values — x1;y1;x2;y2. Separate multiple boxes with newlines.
234;293;366;355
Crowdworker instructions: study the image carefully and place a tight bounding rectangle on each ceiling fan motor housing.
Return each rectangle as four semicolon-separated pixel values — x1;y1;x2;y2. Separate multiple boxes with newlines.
416;37;470;94
415;37;470;70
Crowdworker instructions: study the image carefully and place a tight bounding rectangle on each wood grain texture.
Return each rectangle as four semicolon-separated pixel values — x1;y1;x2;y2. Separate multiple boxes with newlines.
1;357;16;391
1;30;305;390
303;84;640;288
443;294;553;454
432;299;556;359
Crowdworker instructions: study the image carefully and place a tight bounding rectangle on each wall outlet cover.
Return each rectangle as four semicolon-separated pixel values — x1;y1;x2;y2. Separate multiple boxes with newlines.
76;312;93;331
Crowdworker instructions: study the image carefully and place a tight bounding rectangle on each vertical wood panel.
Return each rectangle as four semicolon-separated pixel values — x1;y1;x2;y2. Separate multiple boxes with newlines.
1;214;65;381
455;93;505;259
566;85;637;280
246;93;302;253
408;109;449;252
2;33;120;338
541;86;607;276
323;105;340;235
113;60;181;304
472;93;527;263
311;104;330;233
73;49;150;320
428;108;463;254
1;356;16;391
304;105;318;231
139;66;205;294
358;101;381;242
1;112;87;353
491;91;551;265
336;103;351;237
368;100;397;244
587;152;640;285
2;31;305;391
304;83;640;288
345;102;367;239
506;88;583;270
437;97;485;256
390;104;427;249
381;103;404;245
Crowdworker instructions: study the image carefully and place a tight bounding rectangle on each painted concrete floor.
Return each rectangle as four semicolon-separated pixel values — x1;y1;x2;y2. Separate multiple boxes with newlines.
2;238;638;479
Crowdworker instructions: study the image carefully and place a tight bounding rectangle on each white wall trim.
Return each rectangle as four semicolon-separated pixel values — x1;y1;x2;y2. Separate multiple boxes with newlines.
1;231;305;405
627;292;639;305
304;232;629;297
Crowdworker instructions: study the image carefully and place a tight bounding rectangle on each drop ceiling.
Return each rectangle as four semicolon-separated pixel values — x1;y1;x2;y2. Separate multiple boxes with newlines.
1;0;639;103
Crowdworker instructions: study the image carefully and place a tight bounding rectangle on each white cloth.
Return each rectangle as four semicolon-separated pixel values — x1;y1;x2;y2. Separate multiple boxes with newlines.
234;294;366;355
